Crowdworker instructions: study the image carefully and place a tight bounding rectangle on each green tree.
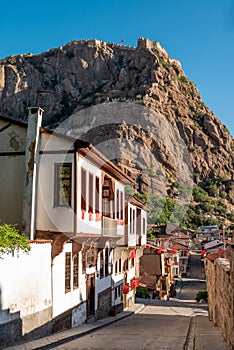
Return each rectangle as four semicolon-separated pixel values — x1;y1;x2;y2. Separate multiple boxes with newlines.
205;183;218;197
0;224;31;257
193;187;208;202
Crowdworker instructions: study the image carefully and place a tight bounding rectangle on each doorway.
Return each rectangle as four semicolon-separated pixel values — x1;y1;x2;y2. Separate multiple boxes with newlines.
86;274;95;317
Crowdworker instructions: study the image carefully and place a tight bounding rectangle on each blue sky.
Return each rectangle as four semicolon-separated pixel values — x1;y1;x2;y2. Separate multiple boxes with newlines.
1;0;234;136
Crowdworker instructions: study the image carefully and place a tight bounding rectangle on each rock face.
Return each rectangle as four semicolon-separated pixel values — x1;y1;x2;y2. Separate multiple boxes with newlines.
0;38;233;202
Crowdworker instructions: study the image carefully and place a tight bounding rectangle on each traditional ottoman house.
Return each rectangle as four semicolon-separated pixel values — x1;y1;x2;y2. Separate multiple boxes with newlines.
0;107;147;344
113;195;148;311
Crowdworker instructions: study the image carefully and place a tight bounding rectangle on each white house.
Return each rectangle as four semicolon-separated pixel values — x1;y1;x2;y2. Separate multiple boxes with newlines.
0;107;148;345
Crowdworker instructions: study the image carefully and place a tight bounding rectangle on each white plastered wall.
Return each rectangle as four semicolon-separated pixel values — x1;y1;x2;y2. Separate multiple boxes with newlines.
0;122;26;225
36;133;75;234
141;209;147;245
52;242;85;318
0;242;52;323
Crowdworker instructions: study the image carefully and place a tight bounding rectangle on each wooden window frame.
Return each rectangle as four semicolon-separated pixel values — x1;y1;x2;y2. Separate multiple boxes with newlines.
130;208;132;234
54;163;72;207
65;252;71;293
82;250;86;274
73;253;79;289
143;218;146;235
118;258;122;274
100;250;104;279
89;173;94;213
81;167;87;211
95;176;100;214
116;189;120;219
120;191;123;220
104;247;109;277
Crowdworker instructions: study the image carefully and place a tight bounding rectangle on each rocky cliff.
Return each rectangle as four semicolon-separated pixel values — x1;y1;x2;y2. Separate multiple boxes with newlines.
0;38;233;219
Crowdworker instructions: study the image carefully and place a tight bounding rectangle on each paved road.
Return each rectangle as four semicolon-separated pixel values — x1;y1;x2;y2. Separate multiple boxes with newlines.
178;252;206;302
52;252;227;350
53;311;193;350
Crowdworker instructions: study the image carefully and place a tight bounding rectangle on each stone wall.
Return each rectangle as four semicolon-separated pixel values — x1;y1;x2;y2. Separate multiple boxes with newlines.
206;243;234;350
97;288;112;319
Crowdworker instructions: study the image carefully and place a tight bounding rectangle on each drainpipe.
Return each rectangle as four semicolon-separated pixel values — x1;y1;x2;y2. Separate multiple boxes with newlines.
22;107;44;240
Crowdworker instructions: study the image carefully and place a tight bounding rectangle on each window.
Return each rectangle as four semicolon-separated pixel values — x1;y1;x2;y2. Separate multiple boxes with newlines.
81;168;87;211
102;175;115;218
100;250;104;279
82;250;86;274
130;208;132;234
115;261;118;275
95;177;100;214
120;191;123;220
115;259;122;275
115;285;121;300
116;189;120;219
105;247;109;277
55;163;72;207
123;258;129;272
65;253;71;293
119;258;122;274
129;208;135;234
87;242;98;267
132;209;135;234
89;173;94;213
143;218;146;235
73;253;79;289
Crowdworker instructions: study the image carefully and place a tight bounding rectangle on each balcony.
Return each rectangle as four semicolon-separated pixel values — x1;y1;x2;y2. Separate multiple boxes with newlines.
102;216;118;237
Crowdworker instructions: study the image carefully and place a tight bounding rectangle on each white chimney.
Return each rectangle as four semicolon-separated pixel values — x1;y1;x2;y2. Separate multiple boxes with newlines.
22;107;44;239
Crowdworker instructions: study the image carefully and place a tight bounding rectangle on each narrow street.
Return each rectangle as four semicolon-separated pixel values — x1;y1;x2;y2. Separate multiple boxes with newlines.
51;252;227;350
177;251;206;301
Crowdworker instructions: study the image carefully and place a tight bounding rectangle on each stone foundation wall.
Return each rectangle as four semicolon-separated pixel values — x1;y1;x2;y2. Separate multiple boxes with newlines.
0;318;22;348
0;307;52;348
0;303;86;348
97;288;111;319
206;253;234;350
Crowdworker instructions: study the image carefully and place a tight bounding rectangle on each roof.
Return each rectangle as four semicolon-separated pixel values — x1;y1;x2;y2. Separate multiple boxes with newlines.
172;232;190;239
204;240;224;250
0;115;27;128
29;239;53;244
75;140;135;186
126;195;150;211
206;250;231;262
170;242;188;251
0;114;134;186
165;224;181;234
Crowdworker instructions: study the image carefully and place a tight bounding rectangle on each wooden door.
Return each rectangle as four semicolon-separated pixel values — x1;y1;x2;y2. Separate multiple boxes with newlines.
86;274;95;317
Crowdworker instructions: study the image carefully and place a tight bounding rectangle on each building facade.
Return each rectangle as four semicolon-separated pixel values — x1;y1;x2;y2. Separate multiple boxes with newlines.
0;108;147;346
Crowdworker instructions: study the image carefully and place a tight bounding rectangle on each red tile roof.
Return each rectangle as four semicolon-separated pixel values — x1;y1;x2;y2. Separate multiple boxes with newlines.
206;250;231;262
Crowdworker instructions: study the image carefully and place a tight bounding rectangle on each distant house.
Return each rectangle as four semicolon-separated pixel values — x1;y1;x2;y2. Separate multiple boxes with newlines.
198;225;218;234
204;239;224;253
0;108;148;346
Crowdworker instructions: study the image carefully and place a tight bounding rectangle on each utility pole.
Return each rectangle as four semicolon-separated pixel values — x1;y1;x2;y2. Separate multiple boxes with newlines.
223;223;226;259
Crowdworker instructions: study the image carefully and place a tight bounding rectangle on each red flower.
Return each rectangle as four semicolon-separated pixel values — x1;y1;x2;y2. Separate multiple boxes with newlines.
157;248;163;254
129;249;136;258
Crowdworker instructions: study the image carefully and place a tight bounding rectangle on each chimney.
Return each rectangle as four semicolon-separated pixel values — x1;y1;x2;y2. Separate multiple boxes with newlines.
22;107;44;239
